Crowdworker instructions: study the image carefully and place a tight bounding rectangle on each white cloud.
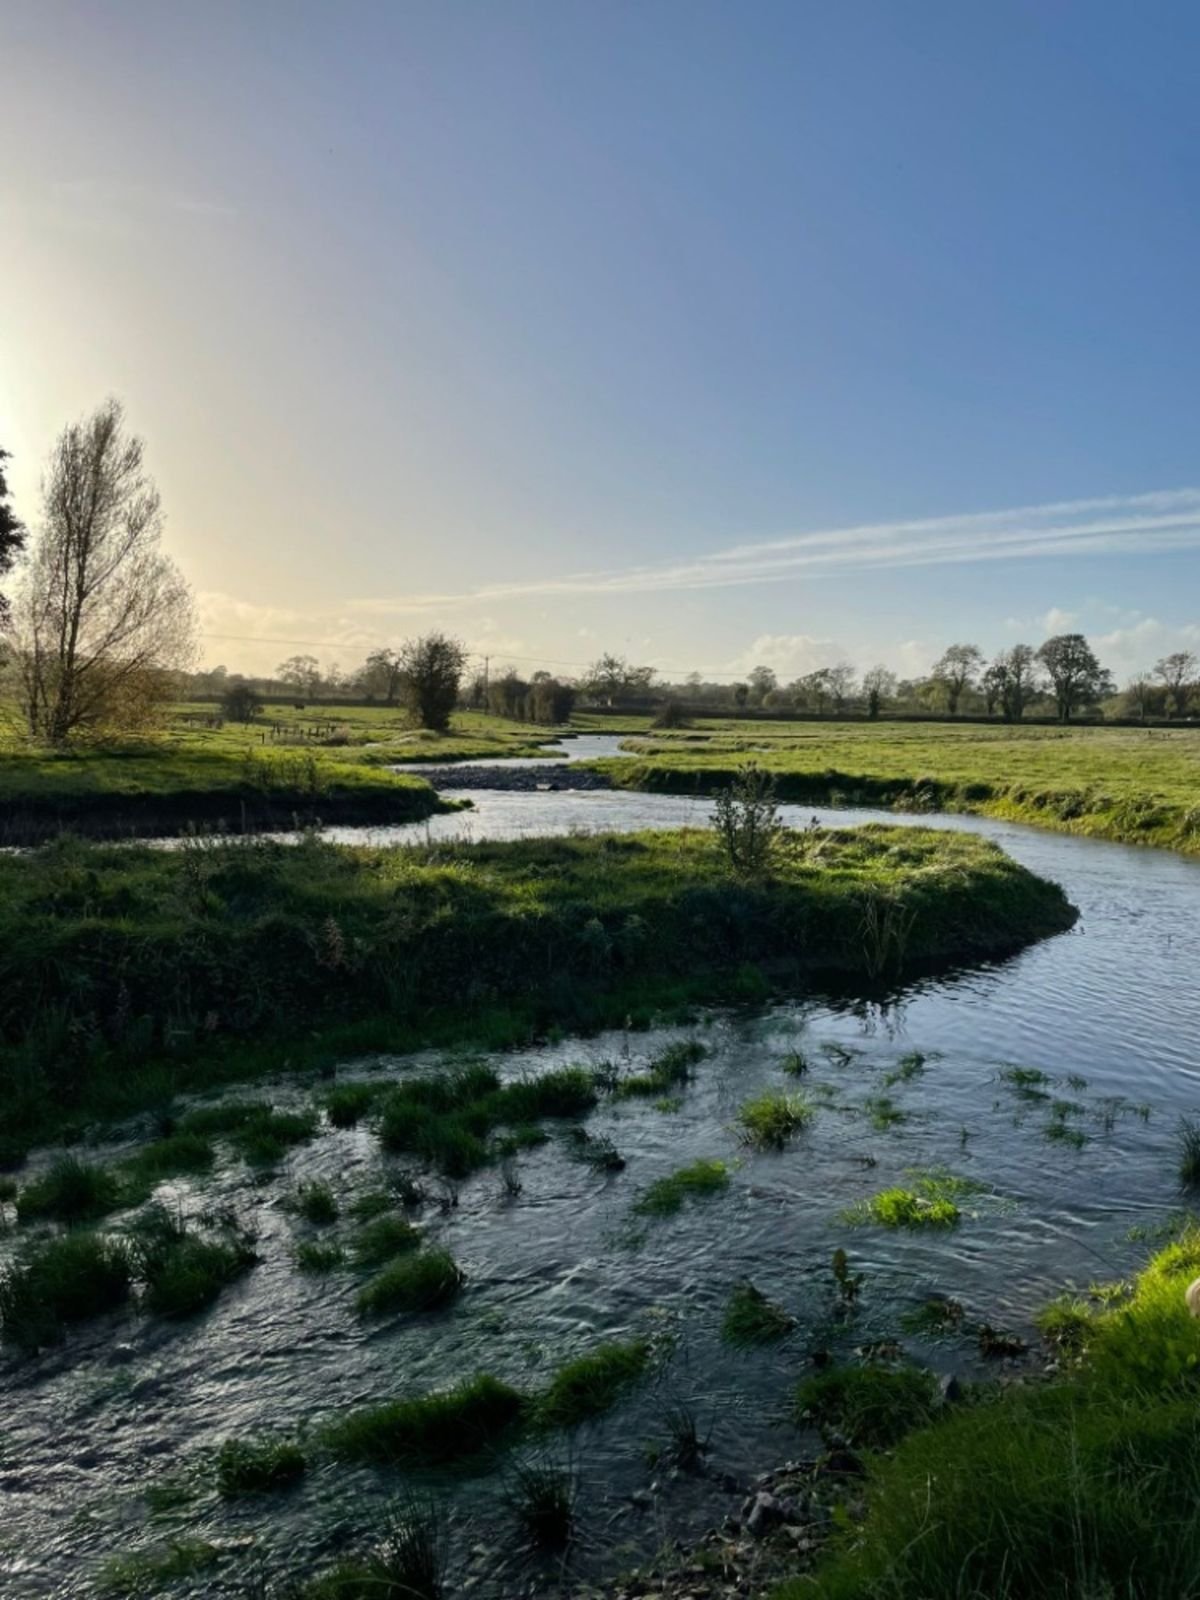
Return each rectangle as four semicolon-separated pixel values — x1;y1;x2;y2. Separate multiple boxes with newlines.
730;634;844;680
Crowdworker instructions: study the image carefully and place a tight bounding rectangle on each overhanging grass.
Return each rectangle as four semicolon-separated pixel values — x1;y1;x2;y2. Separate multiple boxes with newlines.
0;825;1074;1155
777;1227;1200;1600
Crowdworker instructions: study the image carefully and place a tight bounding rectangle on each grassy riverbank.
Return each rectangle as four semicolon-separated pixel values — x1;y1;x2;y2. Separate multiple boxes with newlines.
0;824;1073;1155
0;706;554;842
595;720;1200;854
776;1227;1200;1600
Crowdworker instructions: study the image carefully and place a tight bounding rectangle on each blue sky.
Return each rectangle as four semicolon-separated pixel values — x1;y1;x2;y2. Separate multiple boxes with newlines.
2;0;1198;681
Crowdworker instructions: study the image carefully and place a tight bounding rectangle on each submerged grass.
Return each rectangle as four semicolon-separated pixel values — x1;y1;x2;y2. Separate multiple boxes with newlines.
722;1280;795;1346
215;1435;306;1497
633;1158;731;1218
323;1373;528;1467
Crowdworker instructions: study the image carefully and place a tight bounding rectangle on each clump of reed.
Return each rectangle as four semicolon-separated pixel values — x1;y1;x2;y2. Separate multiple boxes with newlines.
737;1091;813;1149
323;1373;527;1466
614;1040;707;1100
0;1230;132;1352
215;1435;306;1497
356;1248;464;1318
722;1280;795;1345
537;1338;652;1428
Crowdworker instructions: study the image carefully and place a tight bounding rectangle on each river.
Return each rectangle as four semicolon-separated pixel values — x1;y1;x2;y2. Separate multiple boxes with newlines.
3;737;1199;1596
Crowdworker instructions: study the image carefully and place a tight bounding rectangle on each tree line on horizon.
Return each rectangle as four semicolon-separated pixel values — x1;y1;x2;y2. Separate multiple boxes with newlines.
2;400;1197;747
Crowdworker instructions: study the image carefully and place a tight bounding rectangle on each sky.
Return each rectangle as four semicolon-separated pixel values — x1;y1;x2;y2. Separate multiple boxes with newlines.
2;0;1199;684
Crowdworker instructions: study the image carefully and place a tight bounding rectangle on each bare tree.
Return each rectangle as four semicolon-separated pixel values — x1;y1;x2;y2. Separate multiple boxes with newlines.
0;446;27;626
400;632;467;730
276;654;322;696
15;400;196;742
359;646;405;705
931;644;984;715
861;665;896;720
825;661;857;714
1153;650;1197;719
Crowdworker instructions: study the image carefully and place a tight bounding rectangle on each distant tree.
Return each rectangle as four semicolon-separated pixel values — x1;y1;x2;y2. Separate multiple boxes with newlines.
1122;674;1157;722
747;665;777;705
400;632;467;731
826;661;857;714
732;681;749;709
581;653;656;705
360;647;405;705
985;644;1039;722
0;445;27;626
861;665;896;720
221;682;262;723
981;660;1007;717
488;671;529;720
14;399;196;742
652;699;692;730
1153;650;1197;719
794;667;833;715
1037;633;1111;723
530;676;576;724
931;644;984;715
277;654;321;696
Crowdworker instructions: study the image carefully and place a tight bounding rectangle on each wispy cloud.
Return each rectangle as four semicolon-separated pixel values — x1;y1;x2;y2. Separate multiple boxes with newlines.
348;488;1200;612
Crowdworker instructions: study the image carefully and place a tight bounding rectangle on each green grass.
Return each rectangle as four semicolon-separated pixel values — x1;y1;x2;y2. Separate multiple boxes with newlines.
16;1156;125;1223
350;1214;420;1266
215;1435;306;1497
323;1080;382;1128
722;1280;796;1345
356;1248;464;1317
303;1501;444;1599
863;1094;907;1129
737;1090;813;1149
0;825;1074;1155
122;1131;216;1185
1178;1117;1200;1186
99;1537;219;1595
508;1459;576;1548
323;1373;528;1466
129;1206;257;1318
295;1240;345;1274
596;718;1200;855
293;1180;338;1224
633;1158;731;1217
845;1168;983;1228
0;1230;133;1352
780;1050;810;1077
537;1338;652;1427
614;1039;708;1098
777;1227;1200;1600
795;1363;941;1449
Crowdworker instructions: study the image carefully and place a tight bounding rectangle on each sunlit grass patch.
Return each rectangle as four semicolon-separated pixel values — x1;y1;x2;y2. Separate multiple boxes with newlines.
722;1280;795;1345
323;1373;528;1466
537;1338;652;1428
845;1170;982;1229
737;1091;813;1149
356;1248;464;1317
633;1158;730;1218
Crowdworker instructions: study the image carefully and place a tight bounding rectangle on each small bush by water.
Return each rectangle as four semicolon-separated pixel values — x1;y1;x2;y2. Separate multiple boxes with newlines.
350;1214;420;1266
614;1039;707;1099
293;1181;338;1225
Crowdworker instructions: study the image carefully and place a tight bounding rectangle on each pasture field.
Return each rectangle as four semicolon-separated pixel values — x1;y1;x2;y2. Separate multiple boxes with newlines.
599;718;1200;853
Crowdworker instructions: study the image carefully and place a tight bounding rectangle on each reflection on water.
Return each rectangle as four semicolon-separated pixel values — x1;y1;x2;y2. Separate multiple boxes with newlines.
4;780;1200;1596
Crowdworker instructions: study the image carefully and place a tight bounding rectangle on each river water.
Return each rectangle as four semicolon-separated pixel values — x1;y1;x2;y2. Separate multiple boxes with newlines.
3;739;1199;1596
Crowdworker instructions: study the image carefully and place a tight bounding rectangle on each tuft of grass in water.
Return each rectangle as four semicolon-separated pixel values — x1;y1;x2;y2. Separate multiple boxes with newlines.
1178;1117;1200;1186
304;1500;444;1599
998;1064;1052;1101
350;1189;398;1221
507;1459;575;1548
293;1181;338;1225
737;1091;813;1149
176;1101;317;1166
322;1080;381;1128
537;1338;652;1428
633;1158;730;1218
780;1049;810;1077
796;1363;940;1449
16;1156;125;1224
658;1401;710;1470
614;1039;707;1099
351;1214;420;1266
123;1132;216;1186
295;1240;345;1274
499;1066;598;1122
900;1295;966;1336
722;1280;795;1345
323;1373;527;1466
0;1230;132;1352
847;1188;959;1229
99;1537;219;1595
863;1094;907;1130
564;1126;626;1171
883;1051;927;1087
356;1248;464;1317
215;1435;306;1497
128;1205;256;1318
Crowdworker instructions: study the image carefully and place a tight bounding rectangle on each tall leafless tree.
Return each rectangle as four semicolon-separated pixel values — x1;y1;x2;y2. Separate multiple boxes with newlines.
1153;650;1197;719
15;400;196;742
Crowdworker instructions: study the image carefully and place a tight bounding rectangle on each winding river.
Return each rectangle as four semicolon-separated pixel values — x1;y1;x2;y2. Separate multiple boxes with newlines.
3;737;1199;1597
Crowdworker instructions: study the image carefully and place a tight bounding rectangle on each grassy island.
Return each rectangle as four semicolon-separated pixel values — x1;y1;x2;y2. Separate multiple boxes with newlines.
0;822;1073;1154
